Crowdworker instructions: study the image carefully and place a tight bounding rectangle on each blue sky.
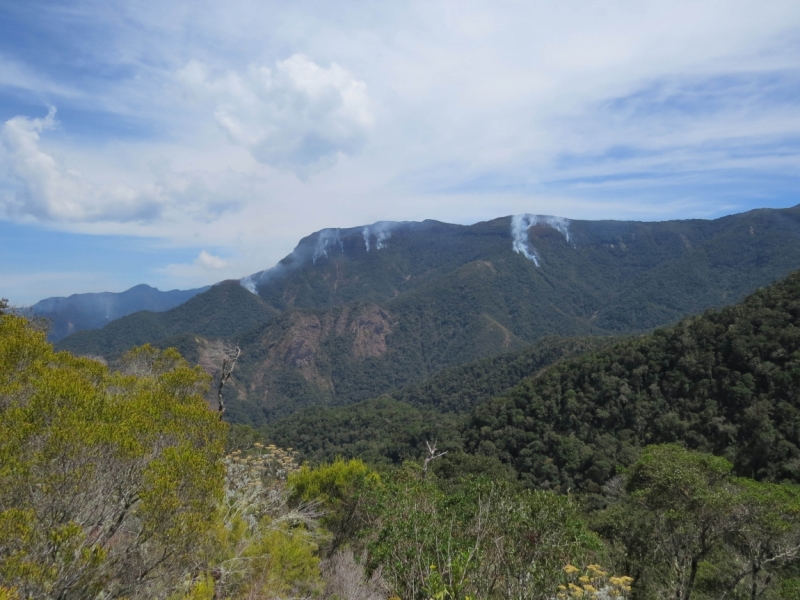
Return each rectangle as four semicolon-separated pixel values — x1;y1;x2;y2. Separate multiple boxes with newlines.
2;0;800;304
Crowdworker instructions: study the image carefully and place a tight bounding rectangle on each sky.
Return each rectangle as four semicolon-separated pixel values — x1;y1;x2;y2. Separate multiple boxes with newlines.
2;0;800;304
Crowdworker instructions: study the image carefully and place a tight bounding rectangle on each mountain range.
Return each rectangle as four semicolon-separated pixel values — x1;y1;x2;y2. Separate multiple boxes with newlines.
30;283;209;342
55;205;800;425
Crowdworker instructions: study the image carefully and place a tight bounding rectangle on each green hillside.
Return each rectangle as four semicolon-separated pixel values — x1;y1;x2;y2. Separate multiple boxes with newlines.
390;335;610;413
251;207;800;334
57;281;277;360
263;397;463;466
259;336;608;461
465;270;800;492
232;206;800;423
58;206;800;424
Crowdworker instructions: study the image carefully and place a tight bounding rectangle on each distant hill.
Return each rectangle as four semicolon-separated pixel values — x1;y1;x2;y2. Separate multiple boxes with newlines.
58;205;800;424
31;283;209;341
57;281;277;361
465;269;800;491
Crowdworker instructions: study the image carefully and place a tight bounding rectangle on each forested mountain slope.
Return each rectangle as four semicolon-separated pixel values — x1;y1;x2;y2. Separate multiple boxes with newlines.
57;281;277;360
246;206;800;332
259;336;608;460
58;206;800;424
31;283;209;342
465;270;800;492
389;336;610;413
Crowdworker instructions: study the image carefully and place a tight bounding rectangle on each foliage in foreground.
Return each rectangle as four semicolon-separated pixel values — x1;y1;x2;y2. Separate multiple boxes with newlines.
594;445;800;600
367;468;602;600
0;316;324;599
8;308;800;600
0;315;226;598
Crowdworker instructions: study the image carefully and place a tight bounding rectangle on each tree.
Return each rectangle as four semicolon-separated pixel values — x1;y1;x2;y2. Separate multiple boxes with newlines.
594;445;800;600
594;445;737;599
289;458;381;556
0;314;227;599
714;479;800;600
200;340;241;419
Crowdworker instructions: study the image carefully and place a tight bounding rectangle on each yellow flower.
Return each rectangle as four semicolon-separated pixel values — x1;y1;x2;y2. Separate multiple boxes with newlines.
586;565;608;578
564;564;580;574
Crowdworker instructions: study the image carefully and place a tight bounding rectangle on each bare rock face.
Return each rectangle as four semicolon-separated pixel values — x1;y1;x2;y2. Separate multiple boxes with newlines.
282;314;323;369
278;313;332;389
351;306;392;359
249;305;393;399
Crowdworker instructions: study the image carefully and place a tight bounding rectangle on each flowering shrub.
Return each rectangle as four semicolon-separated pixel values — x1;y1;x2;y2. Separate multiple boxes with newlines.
557;564;632;599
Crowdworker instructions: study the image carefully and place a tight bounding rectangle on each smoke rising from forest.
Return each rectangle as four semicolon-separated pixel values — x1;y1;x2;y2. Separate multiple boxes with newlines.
511;214;572;265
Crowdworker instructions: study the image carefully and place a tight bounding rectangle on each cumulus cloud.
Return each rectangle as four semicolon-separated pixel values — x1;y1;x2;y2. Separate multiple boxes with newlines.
196;250;227;269
177;54;374;178
0;107;253;225
1;108;165;222
155;250;232;289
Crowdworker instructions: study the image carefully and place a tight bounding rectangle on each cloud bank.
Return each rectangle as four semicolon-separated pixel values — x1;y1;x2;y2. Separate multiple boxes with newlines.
1;108;164;222
177;54;374;178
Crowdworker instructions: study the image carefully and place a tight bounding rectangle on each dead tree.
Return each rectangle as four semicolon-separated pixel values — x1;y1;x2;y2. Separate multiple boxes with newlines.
422;440;448;477
200;340;241;419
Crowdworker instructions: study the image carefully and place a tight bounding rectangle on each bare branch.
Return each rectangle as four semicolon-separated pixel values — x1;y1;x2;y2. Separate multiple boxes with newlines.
422;440;448;477
200;340;242;419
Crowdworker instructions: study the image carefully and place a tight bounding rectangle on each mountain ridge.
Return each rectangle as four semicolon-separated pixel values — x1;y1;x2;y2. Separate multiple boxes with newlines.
56;205;800;425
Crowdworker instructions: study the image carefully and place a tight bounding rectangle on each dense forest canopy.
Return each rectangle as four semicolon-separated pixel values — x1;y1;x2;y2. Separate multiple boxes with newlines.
466;270;800;492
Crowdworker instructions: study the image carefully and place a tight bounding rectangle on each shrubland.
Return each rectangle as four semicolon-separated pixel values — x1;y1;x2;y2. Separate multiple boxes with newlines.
0;313;607;599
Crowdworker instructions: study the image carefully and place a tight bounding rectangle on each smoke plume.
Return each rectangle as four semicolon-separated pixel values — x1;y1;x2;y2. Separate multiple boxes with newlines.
362;222;394;251
313;229;344;263
511;214;572;266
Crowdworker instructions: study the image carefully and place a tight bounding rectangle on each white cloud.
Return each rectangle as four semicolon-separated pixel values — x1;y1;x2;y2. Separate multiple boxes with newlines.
196;250;227;269
1;108;166;222
156;250;233;289
177;54;374;178
0;108;254;225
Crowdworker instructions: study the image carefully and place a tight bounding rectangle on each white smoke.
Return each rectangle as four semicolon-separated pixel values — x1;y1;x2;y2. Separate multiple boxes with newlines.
239;227;346;294
511;214;572;266
239;275;258;294
240;221;402;296
362;222;393;251
313;228;344;263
